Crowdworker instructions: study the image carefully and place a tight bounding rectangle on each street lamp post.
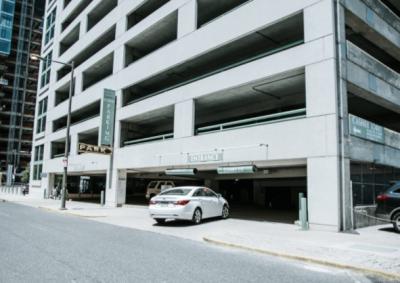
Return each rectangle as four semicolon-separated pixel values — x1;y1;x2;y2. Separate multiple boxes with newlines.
31;54;74;210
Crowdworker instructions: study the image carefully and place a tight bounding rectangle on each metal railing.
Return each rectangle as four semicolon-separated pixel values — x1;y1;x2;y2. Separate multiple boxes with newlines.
124;133;174;146
0;184;28;195
196;108;306;135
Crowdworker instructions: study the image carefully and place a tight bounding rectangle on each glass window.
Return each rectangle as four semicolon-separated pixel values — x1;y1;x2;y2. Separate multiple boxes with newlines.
40;52;52;88
33;144;44;180
36;97;48;133
160;189;191;196
193;189;205;197
204;188;216;197
45;8;56;45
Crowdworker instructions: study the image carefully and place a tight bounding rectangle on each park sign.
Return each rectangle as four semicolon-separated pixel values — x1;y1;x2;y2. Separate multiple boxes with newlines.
349;114;384;144
78;143;112;155
100;89;116;146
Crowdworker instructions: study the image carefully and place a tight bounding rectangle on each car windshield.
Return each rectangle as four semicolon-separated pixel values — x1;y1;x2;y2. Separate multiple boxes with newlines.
159;188;192;196
148;181;157;187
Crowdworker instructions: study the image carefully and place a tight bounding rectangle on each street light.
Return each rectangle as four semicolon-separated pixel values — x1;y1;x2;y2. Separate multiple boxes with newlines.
31;53;74;210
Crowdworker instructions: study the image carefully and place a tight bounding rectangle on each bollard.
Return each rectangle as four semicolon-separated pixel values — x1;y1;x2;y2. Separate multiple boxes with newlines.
44;189;47;199
100;190;105;206
300;197;309;230
298;192;304;223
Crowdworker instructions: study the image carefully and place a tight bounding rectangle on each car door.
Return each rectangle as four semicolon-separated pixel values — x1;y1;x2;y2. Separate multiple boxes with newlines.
204;188;221;217
193;188;211;218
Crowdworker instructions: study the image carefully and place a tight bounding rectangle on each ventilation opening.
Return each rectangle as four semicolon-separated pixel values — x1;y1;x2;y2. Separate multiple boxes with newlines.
122;13;304;106
381;0;400;18
62;0;93;32
347;91;400;132
346;25;400;73
197;0;250;27
57;26;116;81
78;129;98;148
52;101;100;132
55;80;75;106
87;0;118;31
120;106;174;147
82;53;114;91
125;11;177;67
51;137;70;158
59;24;80;56
195;69;306;134
345;9;400;72
127;0;170;30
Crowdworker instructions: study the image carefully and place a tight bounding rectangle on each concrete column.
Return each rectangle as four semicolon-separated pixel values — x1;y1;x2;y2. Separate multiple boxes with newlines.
306;59;337;117
106;167;127;207
174;99;195;138
80;16;88;37
307;156;340;231
113;46;125;74
178;0;197;38
70;134;79;156
304;0;334;43
74;72;83;94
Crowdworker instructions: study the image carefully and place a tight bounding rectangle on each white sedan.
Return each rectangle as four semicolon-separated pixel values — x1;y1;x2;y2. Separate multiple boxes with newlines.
149;186;229;224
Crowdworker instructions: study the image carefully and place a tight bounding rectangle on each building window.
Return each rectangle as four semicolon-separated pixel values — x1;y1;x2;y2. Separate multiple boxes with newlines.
36;97;48;134
40;51;52;88
351;163;400;206
45;8;56;45
33;145;44;180
0;0;15;55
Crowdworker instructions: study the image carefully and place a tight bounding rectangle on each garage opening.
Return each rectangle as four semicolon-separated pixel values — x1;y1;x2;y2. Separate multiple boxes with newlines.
195;69;305;134
122;12;304;106
125;174;203;205
54;174;106;203
126;166;306;224
120;105;174;147
218;177;306;224
347;92;400;132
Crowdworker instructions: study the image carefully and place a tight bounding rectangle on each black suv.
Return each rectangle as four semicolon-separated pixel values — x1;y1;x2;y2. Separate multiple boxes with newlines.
376;182;400;233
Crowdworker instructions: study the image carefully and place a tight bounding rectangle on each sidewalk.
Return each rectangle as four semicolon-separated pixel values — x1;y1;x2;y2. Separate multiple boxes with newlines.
1;193;399;279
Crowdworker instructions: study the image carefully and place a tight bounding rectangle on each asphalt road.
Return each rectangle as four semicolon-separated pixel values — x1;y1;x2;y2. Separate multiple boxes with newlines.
0;201;392;283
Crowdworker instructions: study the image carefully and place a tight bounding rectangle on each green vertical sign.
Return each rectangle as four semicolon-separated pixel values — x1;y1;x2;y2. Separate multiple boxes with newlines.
100;89;116;146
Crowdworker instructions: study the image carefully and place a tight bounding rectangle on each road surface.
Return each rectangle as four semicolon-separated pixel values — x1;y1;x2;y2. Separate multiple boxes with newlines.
0;201;391;283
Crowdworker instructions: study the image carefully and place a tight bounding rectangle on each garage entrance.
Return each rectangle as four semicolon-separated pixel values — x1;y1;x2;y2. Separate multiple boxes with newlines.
124;165;306;224
125;174;203;205
54;174;106;203
219;177;306;224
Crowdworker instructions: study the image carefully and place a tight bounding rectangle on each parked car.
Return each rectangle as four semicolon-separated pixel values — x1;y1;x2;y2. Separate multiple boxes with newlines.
145;180;175;200
375;182;400;232
149;186;229;224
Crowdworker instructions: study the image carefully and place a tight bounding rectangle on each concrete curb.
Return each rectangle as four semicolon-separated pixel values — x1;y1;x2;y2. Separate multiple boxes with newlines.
203;237;400;281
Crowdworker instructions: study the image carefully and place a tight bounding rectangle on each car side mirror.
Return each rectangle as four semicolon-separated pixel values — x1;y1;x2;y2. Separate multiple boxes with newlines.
216;194;221;198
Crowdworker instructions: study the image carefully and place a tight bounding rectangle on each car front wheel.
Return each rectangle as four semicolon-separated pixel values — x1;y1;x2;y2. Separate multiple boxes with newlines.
393;212;400;233
221;205;229;219
192;208;202;225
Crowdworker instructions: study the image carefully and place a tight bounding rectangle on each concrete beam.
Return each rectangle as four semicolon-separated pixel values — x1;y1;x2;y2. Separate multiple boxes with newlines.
349;136;400;168
347;41;400;89
344;0;400;59
347;61;400;113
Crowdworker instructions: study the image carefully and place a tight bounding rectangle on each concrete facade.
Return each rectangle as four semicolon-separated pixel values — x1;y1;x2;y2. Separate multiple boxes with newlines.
30;0;400;231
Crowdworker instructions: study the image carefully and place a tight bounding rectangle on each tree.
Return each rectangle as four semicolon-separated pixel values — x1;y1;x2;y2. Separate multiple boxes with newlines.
20;164;30;184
